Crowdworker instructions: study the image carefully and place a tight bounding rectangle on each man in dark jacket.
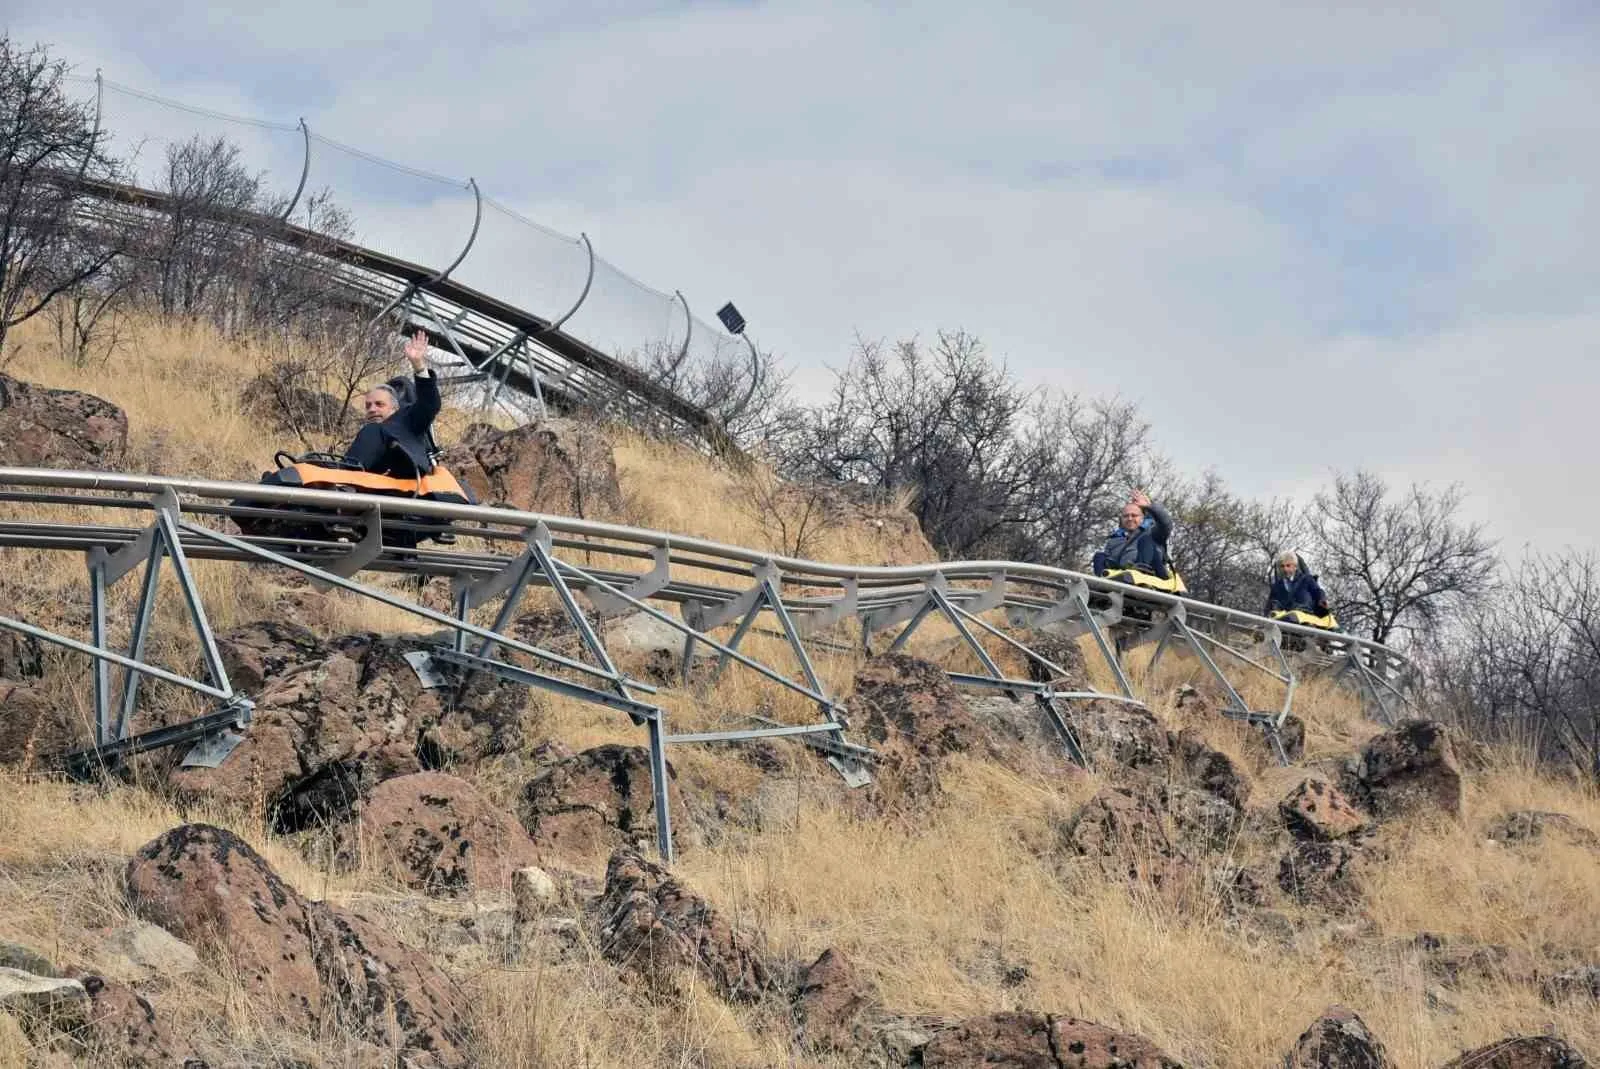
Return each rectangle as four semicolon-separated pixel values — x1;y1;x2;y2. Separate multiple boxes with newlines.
342;330;441;477
1092;489;1173;578
1264;551;1330;616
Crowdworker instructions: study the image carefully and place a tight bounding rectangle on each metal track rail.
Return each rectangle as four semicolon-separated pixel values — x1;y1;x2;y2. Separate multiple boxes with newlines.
0;469;1412;862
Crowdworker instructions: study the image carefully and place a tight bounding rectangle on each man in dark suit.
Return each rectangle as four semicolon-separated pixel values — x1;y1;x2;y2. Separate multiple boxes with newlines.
342;330;441;477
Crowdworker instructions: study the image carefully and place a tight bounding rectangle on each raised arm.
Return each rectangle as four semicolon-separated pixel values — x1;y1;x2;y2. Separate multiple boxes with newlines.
399;330;440;435
1140;497;1173;545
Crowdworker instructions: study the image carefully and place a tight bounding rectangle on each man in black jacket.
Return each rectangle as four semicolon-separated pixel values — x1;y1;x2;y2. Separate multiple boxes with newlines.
342;330;441;477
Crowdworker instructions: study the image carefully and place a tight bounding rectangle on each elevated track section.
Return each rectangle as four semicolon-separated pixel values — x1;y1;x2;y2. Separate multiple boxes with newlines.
0;468;1411;862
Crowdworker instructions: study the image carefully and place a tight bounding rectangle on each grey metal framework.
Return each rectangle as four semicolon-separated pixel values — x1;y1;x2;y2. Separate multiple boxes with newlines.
0;468;1411;863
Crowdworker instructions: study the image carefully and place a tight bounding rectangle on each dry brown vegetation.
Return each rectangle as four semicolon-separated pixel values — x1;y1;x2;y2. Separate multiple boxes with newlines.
0;312;1596;1067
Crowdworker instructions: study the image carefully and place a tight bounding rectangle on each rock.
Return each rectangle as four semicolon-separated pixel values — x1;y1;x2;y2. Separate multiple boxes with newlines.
93;922;199;982
1016;628;1090;688
75;976;181;1067
0;680;83;771
0;941;59;977
1543;965;1600;1004
1265;714;1307;764
1281;780;1370;841
1070;699;1171;776
1169;728;1251;809
1064;785;1189;892
517;744;682;866
916;1011;1182;1067
1277;841;1363;909
0;374;128;470
125;823;469;1067
849;654;1028;803
1160;782;1242;852
1349;720;1462;821
1486;811;1600;850
0;632;44;680
595;848;769;1002
437;418;622;518
357;772;541;896
239;368;352;438
1282;1005;1395;1068
795;947;876;1053
1408;933;1541;989
1439;1036;1591;1068
166;627;532;830
0;967;89;1031
511;866;560;921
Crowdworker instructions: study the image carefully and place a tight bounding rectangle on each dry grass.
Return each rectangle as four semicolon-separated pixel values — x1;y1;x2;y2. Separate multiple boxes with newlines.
1;314;1597;1067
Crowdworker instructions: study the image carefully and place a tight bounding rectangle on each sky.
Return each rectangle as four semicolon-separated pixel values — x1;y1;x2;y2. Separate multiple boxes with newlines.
6;1;1598;554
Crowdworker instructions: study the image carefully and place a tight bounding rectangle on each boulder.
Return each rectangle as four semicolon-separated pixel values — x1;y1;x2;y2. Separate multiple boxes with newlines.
795;947;876;1054
0;374;127;470
74;975;181;1068
1016;628;1090;688
0;680;83;771
916;1011;1182;1067
1277;841;1363;909
1064;785;1190;892
1349;720;1462;821
1439;1036;1591;1068
1408;933;1542;990
0;941;59;977
437;418;622;518
357;772;542;896
517;744;683;866
1282;1005;1395;1068
0;632;44;680
1543;965;1600;1005
1072;699;1172;776
1160;782;1243;852
0;967;88;1031
125;823;469;1067
849;654;1027;802
1168;728;1251;810
93;922;199;983
595;849;769;1002
167;626;532;830
1486;811;1600;850
239;368;352;438
1281;780;1370;842
511;866;560;922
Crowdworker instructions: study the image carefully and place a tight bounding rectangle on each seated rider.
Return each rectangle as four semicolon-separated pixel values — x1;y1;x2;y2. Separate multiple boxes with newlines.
1264;550;1330;617
1091;489;1173;579
342;330;440;478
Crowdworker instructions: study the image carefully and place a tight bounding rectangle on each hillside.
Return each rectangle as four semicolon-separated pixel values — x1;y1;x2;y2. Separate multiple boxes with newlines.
0;312;1596;1068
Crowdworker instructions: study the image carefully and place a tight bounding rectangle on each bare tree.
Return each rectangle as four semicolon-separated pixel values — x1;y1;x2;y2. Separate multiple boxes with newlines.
0;39;120;353
1437;551;1600;781
734;465;839;559
136;134;262;318
1306;470;1497;644
777;331;1049;558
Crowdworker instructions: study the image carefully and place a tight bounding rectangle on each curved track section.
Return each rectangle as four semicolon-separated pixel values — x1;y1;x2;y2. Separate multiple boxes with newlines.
0;468;1411;861
59;76;755;447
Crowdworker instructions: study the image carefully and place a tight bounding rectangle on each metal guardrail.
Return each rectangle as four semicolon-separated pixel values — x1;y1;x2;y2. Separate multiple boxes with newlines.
0;468;1411;861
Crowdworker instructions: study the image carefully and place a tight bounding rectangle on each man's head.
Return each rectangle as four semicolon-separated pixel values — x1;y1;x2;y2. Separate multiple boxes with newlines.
1279;550;1299;577
1119;503;1145;532
362;384;401;424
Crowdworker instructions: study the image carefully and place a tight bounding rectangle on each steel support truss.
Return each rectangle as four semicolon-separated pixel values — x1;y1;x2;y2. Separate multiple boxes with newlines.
0;470;1417;865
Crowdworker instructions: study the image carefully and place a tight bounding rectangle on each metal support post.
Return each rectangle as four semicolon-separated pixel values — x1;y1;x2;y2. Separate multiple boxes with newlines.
647;713;674;864
153;496;231;697
1168;613;1250;716
1072;592;1135;698
116;537;165;740
88;558;110;746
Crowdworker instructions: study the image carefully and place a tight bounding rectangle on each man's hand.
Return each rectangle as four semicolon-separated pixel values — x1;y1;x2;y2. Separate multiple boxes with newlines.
404;329;429;371
1130;488;1151;509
